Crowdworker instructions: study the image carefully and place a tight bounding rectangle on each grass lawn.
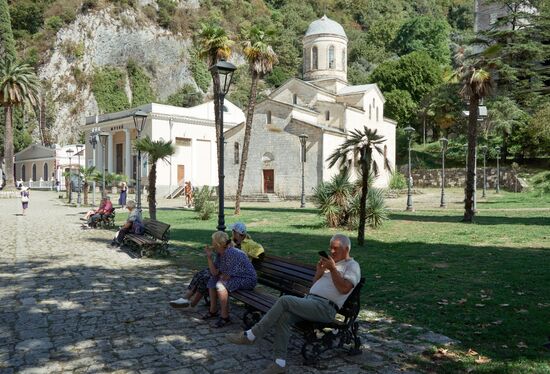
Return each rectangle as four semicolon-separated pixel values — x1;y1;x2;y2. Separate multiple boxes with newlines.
142;190;550;373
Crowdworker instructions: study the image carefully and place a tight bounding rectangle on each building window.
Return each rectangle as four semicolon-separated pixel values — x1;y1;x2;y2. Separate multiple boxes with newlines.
328;45;335;69
325;111;330;121
266;111;272;124
234;142;240;164
21;165;26;181
312;46;318;70
372;98;375;107
376;107;379;122
175;137;192;146
293;94;297;105
342;48;346;70
43;163;48;180
369;105;372;120
32;164;36;181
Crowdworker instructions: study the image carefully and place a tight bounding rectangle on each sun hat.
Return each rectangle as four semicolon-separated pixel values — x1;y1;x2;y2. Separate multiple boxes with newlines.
231;222;247;235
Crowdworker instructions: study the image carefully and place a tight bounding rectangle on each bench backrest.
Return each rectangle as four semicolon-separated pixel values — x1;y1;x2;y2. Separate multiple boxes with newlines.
252;255;316;297
142;218;170;241
338;277;365;320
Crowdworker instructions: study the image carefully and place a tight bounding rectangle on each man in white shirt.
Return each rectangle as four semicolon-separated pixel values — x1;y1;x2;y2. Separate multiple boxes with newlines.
227;234;361;374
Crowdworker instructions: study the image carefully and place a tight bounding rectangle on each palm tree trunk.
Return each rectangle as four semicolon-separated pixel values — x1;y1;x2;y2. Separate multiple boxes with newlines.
83;182;89;205
148;163;157;220
3;106;15;190
235;71;259;215
358;147;370;246
463;94;479;223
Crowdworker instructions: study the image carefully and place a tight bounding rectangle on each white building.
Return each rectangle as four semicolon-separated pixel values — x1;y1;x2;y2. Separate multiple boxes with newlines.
224;15;396;198
82;101;245;196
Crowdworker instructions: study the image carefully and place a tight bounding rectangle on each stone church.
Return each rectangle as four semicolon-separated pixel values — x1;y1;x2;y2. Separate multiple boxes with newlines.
224;15;396;199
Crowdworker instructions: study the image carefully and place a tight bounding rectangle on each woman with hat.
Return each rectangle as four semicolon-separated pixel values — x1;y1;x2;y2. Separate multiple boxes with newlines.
20;186;30;215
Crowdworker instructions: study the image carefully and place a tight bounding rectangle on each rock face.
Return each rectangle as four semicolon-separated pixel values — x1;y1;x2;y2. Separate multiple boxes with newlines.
38;6;195;145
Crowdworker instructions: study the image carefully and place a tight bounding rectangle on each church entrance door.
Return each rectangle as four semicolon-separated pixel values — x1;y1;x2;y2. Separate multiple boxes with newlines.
177;165;185;186
263;169;274;193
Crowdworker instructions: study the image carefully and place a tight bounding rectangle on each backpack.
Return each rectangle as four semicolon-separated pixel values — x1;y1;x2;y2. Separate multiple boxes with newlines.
132;220;145;235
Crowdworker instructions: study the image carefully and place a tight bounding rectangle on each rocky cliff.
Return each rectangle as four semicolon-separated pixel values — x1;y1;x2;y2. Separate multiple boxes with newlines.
39;5;197;144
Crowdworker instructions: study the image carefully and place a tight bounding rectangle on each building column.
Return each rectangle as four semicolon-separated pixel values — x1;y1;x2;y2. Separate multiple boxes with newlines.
124;129;132;180
107;133;114;173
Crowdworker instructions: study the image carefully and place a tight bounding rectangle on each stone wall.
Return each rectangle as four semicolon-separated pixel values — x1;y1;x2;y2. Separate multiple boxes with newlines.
401;167;526;192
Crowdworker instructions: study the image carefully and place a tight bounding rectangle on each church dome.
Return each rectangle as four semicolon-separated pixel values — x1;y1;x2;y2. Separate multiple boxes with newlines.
305;15;347;39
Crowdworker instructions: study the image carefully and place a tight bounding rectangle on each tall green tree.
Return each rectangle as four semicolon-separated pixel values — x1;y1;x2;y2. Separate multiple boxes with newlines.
392;15;452;64
327;127;390;246
0;58;40;190
0;0;16;61
196;22;234;169
234;26;278;215
134;136;175;220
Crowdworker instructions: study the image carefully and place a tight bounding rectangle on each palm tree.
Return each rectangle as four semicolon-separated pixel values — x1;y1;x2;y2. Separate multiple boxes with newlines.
80;166;98;206
196;22;234;168
134;136;175;220
327;127;390;246
234;26;278;215
0;58;40;190
461;67;493;222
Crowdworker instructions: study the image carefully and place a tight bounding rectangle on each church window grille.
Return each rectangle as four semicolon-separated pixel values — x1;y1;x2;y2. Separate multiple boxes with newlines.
376;107;379;122
325;111;330;121
328;46;335;69
22;165;26;181
312;47;318;70
43;163;48;180
234;142;240;164
293;94;297;105
266;111;272;124
32;164;37;181
369;105;372;120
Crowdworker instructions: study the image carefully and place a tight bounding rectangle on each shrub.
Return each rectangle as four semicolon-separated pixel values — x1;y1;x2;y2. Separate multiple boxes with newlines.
165;84;203;107
199;200;216;220
193;186;217;220
81;0;98;12
45;16;63;31
530;171;550;196
189;49;210;92
389;171;407;190
127;60;156;106
91;66;130;113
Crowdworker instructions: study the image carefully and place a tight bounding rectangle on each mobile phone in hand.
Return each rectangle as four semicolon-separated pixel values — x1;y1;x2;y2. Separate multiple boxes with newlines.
318;250;330;259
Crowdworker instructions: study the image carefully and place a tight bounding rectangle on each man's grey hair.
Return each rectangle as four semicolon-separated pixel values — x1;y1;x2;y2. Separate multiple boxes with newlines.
126;200;136;209
331;234;351;252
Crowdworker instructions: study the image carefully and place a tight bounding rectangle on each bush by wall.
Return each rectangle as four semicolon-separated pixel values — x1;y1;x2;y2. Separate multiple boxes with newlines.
91;66;130;113
127;60;156;106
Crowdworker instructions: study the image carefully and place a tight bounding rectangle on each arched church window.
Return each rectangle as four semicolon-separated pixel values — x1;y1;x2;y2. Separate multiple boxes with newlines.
372;98;375;107
43;163;48;180
266;111;272;124
342;48;346;70
325;111;330;121
369;105;372;120
312;46;318;70
293;94;297;105
376;107;379;122
328;45;335;69
32;164;36;181
22;165;26;181
234;142;240;165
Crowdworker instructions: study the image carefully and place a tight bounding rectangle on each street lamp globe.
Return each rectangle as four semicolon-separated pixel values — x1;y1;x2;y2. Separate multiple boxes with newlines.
209;59;237;95
133;109;148;133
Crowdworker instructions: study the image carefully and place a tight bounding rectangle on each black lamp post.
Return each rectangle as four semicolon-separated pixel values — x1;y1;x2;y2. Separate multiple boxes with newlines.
495;145;501;193
481;145;488;198
99;132;109;198
133;109;148;211
89;129;99;206
76;144;83;207
439;137;448;208
404;126;415;211
299;133;308;208
66;148;74;203
209;58;237;232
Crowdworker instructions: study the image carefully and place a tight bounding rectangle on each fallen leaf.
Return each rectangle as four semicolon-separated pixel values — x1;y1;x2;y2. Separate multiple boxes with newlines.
501;345;508;348
517;342;528;349
499;304;510;307
491;320;503;325
475;304;485;307
466;349;479;356
437;299;449;305
517;292;525;295
516;309;528;314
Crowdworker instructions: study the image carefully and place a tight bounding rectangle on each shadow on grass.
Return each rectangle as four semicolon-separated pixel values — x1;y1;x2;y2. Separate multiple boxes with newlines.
389;213;550;226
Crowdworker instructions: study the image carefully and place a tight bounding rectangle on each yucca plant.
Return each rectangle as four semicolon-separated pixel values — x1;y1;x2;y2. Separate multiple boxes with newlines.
365;188;388;229
313;182;342;227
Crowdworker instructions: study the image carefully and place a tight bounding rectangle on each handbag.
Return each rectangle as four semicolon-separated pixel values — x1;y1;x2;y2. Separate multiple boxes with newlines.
21;194;29;203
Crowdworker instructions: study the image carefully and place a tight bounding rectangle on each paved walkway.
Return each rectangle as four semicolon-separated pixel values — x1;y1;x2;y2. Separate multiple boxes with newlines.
0;191;456;374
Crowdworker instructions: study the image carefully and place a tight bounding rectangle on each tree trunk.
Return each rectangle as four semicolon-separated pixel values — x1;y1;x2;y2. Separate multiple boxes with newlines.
3;106;15;190
357;147;370;246
235;71;259;215
148;163;157;220
83;182;89;205
463;94;479;223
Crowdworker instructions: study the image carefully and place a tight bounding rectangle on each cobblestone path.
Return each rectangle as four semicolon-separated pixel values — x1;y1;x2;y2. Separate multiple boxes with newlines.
0;192;455;373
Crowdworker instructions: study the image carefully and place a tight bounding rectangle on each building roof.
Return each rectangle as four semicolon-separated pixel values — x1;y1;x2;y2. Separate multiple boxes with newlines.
337;84;377;95
305;15;347;39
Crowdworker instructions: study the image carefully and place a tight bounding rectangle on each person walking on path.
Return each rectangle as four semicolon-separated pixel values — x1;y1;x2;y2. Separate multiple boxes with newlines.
227;234;361;374
20;186;30;215
118;182;127;208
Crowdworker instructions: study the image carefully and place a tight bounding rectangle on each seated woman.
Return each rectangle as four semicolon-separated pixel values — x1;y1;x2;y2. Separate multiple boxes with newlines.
170;222;263;310
110;200;142;247
202;231;257;327
88;196;113;228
